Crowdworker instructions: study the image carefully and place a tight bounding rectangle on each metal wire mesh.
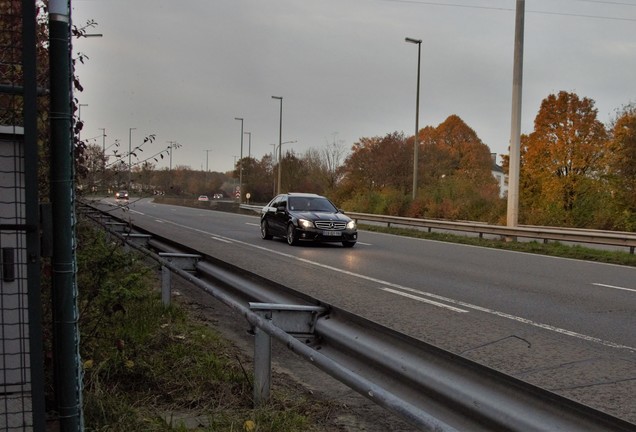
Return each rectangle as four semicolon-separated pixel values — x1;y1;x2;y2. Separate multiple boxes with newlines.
0;1;38;430
0;129;32;430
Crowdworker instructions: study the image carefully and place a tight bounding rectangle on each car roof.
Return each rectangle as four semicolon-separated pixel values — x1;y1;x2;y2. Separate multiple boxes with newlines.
286;192;322;197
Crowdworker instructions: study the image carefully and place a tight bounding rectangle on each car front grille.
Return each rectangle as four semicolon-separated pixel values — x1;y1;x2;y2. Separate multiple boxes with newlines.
315;220;347;230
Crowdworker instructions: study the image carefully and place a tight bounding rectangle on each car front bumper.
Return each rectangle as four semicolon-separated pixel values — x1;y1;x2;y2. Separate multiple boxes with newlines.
296;228;357;243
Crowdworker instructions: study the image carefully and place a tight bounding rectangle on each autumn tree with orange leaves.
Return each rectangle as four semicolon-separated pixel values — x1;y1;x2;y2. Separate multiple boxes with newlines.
518;91;612;227
336;117;503;221
414;115;501;220
607;104;636;230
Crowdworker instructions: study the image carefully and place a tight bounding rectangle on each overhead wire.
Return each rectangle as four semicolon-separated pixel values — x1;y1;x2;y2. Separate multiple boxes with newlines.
566;0;636;6
380;0;636;22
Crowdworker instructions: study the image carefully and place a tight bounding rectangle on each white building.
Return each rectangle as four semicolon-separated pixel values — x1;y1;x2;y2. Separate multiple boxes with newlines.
491;153;508;198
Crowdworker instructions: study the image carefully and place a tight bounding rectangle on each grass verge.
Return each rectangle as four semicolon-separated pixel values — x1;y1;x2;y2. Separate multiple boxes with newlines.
74;219;340;431
360;224;636;267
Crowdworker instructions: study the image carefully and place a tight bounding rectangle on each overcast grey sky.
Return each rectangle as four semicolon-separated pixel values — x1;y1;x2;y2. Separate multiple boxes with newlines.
71;0;636;174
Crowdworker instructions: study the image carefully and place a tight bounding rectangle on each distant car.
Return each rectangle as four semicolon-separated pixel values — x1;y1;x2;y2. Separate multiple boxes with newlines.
213;193;223;199
197;195;209;202
115;190;129;201
260;193;357;247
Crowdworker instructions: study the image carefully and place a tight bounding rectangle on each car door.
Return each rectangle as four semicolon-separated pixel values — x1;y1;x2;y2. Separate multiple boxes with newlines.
271;196;289;235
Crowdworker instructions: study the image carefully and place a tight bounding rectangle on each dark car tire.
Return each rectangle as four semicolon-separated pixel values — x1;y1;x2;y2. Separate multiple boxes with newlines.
260;220;272;240
286;224;298;246
342;241;356;248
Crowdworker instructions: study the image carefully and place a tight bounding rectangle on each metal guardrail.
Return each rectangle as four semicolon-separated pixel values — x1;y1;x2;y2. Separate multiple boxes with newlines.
80;201;636;431
241;204;636;253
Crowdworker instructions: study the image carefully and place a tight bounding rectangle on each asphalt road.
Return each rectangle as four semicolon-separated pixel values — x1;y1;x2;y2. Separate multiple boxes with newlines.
102;198;636;424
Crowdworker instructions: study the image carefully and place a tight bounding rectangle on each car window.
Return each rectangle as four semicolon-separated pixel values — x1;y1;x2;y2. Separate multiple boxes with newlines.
308;197;337;212
288;197;307;210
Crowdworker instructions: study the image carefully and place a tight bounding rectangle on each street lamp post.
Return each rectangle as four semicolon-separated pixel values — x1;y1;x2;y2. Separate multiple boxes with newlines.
405;37;422;200
234;117;244;202
205;149;213;172
99;128;106;155
205;149;213;188
99;128;106;190
271;140;296;196
272;96;283;194
128;127;136;190
244;132;251;159
269;143;277;196
244;131;252;193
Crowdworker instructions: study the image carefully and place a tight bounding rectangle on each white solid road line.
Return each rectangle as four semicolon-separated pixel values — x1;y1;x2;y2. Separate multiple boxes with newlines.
592;283;636;293
382;288;469;313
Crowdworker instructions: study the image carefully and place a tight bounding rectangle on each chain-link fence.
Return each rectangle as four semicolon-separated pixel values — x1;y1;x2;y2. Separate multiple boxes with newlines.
0;1;45;430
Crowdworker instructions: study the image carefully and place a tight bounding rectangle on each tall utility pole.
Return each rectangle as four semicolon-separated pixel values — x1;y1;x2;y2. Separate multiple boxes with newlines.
507;0;525;229
405;37;422;200
166;141;178;171
234;118;244;202
272;96;283;194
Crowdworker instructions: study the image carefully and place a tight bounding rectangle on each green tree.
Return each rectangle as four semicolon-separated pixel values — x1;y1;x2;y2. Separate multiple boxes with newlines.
77;143;107;192
242;155;274;202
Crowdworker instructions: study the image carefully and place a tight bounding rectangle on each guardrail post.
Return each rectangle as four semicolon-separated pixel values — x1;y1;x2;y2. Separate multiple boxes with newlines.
161;265;171;305
253;322;272;405
158;253;201;306
105;221;129;234
249;303;326;406
123;233;152;248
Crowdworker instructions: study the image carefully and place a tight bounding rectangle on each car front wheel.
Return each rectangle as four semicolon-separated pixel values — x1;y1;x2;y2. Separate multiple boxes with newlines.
286;224;298;246
260;220;272;240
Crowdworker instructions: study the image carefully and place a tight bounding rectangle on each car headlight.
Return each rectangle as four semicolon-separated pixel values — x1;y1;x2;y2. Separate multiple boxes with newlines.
346;220;356;230
299;219;313;229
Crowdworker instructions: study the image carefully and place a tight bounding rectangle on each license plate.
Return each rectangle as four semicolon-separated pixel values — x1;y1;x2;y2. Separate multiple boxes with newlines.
322;230;342;236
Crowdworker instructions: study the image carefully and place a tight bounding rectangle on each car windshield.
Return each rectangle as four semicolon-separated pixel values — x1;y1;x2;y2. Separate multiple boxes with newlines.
288;197;338;212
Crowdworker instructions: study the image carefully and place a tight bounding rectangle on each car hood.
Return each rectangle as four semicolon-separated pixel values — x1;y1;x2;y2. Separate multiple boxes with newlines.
292;211;351;222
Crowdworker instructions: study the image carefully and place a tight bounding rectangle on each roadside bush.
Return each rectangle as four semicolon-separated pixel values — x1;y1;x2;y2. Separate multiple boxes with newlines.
71;219;332;431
